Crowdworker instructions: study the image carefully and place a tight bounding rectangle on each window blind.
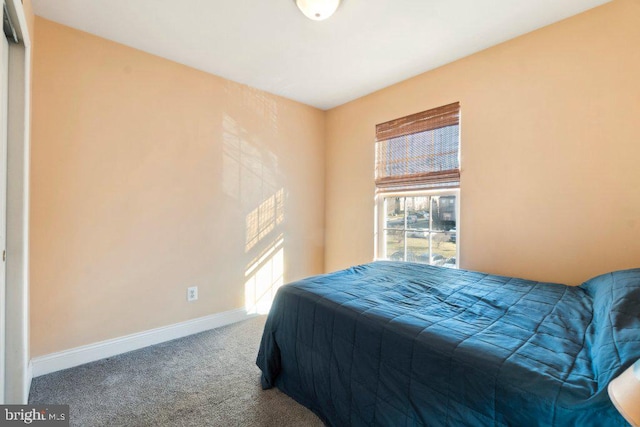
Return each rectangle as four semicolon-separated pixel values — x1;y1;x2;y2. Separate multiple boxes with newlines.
375;102;460;191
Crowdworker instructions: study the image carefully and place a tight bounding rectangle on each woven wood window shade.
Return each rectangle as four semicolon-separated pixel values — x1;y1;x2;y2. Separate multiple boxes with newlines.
375;102;460;191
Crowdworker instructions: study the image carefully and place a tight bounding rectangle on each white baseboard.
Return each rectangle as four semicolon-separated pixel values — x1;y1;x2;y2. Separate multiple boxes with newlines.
31;308;255;378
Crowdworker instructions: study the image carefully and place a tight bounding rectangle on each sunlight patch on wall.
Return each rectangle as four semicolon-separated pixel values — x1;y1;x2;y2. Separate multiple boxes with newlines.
222;114;280;205
222;110;287;315
246;189;285;252
245;236;284;315
244;188;285;314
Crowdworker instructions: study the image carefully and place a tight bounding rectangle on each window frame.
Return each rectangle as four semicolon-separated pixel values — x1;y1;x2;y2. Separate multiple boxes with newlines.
374;188;460;268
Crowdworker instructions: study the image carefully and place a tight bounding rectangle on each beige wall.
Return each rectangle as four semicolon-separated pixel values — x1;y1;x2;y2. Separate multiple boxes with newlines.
29;0;640;356
325;0;640;285
30;18;325;356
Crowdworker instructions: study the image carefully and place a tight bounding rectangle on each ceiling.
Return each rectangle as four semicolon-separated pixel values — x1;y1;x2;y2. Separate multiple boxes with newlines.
32;0;610;110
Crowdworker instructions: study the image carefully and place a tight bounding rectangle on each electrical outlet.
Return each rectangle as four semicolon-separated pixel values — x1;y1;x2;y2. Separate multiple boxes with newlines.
187;286;198;302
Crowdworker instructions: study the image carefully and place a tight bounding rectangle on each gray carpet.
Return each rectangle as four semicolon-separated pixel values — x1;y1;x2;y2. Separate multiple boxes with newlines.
29;316;324;427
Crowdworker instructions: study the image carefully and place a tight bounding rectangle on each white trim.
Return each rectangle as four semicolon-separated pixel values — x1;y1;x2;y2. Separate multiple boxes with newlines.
4;0;31;404
0;29;8;406
31;308;255;378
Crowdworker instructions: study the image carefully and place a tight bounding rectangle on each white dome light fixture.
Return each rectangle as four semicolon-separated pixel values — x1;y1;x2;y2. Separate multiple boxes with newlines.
295;0;341;21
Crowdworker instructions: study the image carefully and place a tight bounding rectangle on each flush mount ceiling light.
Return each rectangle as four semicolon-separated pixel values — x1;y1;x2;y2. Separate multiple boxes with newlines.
295;0;341;21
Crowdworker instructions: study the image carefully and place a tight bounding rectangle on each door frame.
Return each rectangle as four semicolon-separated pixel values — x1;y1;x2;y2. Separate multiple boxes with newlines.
3;0;31;404
0;17;8;406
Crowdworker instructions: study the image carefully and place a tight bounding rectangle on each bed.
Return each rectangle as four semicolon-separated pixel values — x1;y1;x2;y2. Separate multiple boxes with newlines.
256;261;640;426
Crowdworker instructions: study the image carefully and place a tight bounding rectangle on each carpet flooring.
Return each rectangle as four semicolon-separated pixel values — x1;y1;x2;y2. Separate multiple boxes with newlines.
29;316;324;426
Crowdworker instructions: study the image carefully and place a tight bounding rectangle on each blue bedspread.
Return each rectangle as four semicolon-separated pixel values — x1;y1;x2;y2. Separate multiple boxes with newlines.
256;261;640;426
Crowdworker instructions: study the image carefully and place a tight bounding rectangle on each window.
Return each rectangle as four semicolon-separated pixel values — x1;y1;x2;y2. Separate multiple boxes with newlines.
375;103;460;267
378;193;458;267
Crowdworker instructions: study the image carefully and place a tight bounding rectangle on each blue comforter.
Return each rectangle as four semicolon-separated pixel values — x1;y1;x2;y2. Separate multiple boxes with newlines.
257;261;640;426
